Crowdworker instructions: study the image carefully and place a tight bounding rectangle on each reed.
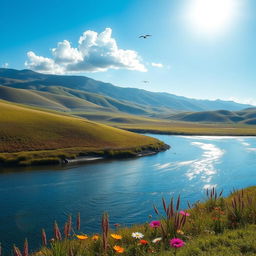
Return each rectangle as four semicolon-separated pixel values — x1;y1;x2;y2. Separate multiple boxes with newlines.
1;186;256;255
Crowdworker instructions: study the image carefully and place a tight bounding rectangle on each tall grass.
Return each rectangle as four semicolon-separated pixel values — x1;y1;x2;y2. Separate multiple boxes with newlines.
2;187;256;255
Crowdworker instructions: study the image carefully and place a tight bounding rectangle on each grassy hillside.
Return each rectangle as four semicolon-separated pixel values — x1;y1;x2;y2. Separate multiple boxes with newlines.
0;68;253;112
0;100;166;166
71;111;256;136
0;84;159;115
158;108;256;125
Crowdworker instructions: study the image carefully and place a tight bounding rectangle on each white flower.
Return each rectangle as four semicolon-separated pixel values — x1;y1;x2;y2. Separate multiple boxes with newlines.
152;237;162;243
131;232;144;239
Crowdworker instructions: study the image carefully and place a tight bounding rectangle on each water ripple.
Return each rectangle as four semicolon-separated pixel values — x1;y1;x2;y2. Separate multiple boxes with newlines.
186;142;225;186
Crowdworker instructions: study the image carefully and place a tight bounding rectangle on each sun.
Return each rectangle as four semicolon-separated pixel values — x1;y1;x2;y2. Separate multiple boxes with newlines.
185;0;240;37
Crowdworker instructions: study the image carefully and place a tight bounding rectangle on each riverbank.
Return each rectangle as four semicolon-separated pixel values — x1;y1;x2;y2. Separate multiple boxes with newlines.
25;186;256;256
0;142;170;167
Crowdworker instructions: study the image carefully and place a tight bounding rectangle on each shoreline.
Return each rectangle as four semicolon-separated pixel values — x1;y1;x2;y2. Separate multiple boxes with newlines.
64;147;168;164
2;128;256;168
0;142;170;168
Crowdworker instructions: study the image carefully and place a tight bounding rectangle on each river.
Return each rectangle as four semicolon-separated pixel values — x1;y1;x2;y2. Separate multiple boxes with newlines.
0;135;256;252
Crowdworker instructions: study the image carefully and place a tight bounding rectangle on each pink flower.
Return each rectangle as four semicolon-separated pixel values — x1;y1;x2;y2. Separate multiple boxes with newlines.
179;211;190;216
149;220;161;228
170;238;185;248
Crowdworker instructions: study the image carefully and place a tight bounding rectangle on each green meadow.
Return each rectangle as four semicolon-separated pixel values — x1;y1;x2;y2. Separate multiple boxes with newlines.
0;100;165;166
72;111;256;136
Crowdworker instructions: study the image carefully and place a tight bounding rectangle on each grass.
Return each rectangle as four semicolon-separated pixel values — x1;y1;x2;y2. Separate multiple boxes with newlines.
71;111;256;136
0;100;166;166
6;186;253;256
113;122;256;136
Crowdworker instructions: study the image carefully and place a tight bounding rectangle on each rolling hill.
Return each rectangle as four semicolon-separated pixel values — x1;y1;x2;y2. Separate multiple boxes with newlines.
0;100;166;166
163;108;256;124
0;68;253;112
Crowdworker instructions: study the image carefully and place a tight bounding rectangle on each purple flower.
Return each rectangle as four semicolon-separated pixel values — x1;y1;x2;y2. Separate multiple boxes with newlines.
170;238;185;248
179;211;190;216
149;220;161;228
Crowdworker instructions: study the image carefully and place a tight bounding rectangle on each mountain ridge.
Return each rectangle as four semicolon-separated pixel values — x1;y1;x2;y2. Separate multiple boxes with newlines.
0;68;253;112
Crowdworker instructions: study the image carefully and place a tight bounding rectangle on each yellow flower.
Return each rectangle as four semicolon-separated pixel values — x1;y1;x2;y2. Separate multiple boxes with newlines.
177;229;184;235
92;235;99;241
111;234;122;240
76;235;88;240
113;245;125;253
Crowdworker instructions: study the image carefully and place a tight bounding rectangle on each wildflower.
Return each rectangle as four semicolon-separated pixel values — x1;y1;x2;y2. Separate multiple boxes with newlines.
23;239;28;256
139;239;149;245
212;217;219;221
76;235;88;240
113;245;124;253
92;235;99;241
41;229;47;246
179;211;190;216
132;232;144;239
111;234;122;240
149;220;161;228
76;212;80;231
152;237;162;243
177;229;184;235
170;238;185;248
114;223;121;228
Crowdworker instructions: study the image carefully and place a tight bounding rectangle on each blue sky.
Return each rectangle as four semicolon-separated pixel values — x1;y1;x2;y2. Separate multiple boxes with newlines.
1;0;256;104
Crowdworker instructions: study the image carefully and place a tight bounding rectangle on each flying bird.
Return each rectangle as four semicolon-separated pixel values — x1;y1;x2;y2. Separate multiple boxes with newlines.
139;34;152;39
142;80;150;84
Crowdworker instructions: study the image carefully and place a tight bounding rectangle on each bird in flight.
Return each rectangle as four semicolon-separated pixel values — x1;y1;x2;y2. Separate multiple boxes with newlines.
142;80;150;84
139;34;152;39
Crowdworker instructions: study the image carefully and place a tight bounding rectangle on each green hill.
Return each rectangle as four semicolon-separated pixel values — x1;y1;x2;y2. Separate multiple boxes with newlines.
0;84;156;115
0;68;253;112
165;109;256;124
0;100;166;166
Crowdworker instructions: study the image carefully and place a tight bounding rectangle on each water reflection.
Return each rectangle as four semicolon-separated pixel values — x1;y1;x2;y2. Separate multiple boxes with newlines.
187;142;225;184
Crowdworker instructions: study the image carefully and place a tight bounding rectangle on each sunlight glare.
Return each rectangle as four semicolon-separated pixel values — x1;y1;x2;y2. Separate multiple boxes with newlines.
185;0;240;37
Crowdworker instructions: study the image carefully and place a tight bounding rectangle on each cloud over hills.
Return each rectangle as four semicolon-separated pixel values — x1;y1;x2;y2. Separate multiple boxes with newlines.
25;28;147;74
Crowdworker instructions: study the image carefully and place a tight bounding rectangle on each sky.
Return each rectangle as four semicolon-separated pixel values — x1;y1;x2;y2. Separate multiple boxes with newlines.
1;0;256;104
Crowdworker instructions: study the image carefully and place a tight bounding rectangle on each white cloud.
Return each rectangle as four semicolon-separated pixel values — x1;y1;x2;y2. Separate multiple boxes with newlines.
2;63;9;68
25;51;64;74
151;62;163;68
25;28;147;74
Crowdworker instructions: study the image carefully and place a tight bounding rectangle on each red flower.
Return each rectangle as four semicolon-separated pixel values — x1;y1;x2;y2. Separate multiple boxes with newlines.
140;239;149;245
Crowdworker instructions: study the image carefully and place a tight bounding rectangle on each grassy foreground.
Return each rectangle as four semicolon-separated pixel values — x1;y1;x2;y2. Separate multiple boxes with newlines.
0;101;167;166
7;186;254;256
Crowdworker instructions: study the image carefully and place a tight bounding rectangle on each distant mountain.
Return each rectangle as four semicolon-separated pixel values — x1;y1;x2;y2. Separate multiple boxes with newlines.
0;68;253;113
164;108;256;124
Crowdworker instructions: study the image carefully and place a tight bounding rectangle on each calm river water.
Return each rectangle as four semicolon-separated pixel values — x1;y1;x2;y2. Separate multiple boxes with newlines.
0;135;256;251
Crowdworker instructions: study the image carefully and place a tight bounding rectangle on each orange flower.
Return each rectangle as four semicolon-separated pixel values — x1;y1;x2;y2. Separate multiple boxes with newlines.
76;235;88;240
139;239;149;245
92;235;99;241
177;229;184;235
113;245;125;253
111;234;122;240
